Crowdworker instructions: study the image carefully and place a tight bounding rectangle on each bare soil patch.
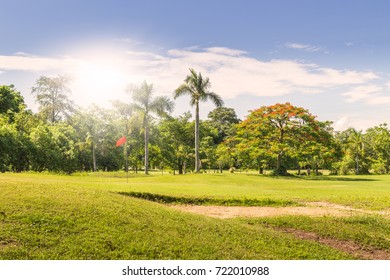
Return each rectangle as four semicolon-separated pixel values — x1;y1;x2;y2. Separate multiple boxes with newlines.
278;227;390;260
170;203;390;259
170;202;390;219
0;239;18;250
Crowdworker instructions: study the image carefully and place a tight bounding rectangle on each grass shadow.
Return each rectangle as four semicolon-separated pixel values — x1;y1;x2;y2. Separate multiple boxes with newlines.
248;174;379;182
117;191;301;207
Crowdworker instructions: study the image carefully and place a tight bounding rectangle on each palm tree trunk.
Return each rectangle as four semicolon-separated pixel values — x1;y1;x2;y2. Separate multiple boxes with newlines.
92;143;96;172
144;121;149;175
195;101;200;173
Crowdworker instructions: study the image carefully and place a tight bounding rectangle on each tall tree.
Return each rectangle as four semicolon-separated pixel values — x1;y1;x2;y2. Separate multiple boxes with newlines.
127;81;174;174
237;102;332;175
174;68;224;172
31;75;75;123
347;128;367;174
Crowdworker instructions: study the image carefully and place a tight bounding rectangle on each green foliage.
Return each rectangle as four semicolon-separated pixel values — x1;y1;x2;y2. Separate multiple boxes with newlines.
29;123;78;173
206;107;240;144
0;85;25;121
31;75;75;123
3;79;390;175
158;113;194;174
235;103;335;175
0;115;32;172
126;81;174;174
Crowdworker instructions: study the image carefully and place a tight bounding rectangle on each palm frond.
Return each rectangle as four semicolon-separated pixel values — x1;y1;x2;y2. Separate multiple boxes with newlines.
174;84;192;99
150;96;175;117
203;91;224;107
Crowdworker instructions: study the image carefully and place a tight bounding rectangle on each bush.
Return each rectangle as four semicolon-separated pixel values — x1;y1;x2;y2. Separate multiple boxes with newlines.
271;166;288;176
371;162;387;175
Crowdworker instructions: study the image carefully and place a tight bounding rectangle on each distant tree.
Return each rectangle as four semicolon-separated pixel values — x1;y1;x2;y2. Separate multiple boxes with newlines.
0;85;25;121
31;75;75;123
174;68;223;172
207;107;240;144
334;128;370;175
127;81;174;174
366;124;390;174
29;123;78;173
158;112;193;174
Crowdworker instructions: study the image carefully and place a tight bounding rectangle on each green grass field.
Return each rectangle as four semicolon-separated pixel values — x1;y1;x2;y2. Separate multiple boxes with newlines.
1;172;390;259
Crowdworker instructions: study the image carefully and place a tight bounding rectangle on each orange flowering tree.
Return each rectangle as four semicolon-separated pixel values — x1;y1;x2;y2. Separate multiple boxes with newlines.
236;102;336;175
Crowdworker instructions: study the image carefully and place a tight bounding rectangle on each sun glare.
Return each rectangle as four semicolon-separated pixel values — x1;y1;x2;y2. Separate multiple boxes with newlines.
72;52;129;107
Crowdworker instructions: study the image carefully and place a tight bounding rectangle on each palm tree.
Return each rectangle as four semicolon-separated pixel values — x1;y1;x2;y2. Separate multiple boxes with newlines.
348;128;365;174
128;81;174;174
174;68;224;173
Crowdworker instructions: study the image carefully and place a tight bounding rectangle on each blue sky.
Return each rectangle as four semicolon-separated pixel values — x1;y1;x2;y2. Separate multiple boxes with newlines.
1;0;390;130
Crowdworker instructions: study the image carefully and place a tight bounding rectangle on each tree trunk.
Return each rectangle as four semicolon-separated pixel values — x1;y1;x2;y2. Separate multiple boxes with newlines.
178;159;183;174
355;155;359;175
92;143;96;172
277;152;282;170
194;101;200;173
144;117;149;175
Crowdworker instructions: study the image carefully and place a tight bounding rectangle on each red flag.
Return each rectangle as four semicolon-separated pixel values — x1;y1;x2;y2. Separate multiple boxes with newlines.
115;136;126;147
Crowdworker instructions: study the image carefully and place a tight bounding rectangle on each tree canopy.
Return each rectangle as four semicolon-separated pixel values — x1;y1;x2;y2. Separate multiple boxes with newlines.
31;75;75;123
1;76;390;176
236;103;335;175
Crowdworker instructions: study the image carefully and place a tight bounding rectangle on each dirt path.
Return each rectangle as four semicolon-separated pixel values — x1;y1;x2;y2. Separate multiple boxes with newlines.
170;202;390;259
278;227;390;260
170;202;390;218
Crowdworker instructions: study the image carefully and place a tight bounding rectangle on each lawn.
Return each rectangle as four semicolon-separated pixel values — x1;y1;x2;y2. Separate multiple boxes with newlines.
1;172;389;259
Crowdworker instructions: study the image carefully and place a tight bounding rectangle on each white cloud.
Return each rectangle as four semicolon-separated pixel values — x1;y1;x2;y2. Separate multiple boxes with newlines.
285;42;323;52
333;115;387;132
342;85;382;103
205;47;247;56
0;54;79;72
0;46;384;109
333;116;349;131
114;37;142;45
342;84;390;104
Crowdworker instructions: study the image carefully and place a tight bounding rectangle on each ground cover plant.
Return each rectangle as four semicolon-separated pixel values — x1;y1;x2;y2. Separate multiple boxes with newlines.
1;172;389;259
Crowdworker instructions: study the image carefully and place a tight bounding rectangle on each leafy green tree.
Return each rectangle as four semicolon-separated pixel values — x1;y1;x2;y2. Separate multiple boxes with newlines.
0;108;34;173
71;105;119;172
334;128;370;175
158;112;193;174
0;85;25;121
174;68;224;172
365;124;390;174
207;107;240;144
237;103;332;175
29;123;78;173
294;121;340;175
127;81;174;174
31;75;75;123
0;117;18;172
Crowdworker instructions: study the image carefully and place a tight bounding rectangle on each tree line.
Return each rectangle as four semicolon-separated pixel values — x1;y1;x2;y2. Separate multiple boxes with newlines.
1;69;390;175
